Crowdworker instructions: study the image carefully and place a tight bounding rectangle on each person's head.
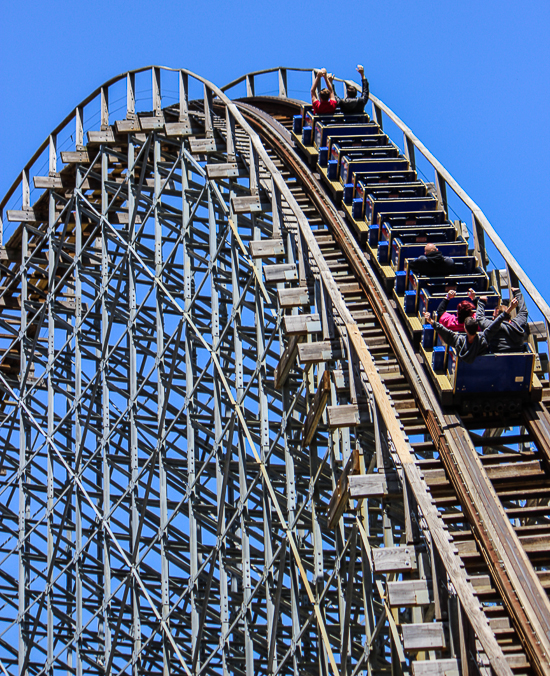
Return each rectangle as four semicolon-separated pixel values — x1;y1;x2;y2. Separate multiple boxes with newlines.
464;317;478;336
424;243;438;255
345;84;358;98
319;88;330;101
456;300;475;323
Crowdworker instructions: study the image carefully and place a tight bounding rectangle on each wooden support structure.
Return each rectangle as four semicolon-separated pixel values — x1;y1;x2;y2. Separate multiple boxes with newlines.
302;370;331;447
273;334;303;390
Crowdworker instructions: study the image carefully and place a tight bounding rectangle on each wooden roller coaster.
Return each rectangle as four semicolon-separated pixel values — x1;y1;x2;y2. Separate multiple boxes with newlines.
0;66;548;676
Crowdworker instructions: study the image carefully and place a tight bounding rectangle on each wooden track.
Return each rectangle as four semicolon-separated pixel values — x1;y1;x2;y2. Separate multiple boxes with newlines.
0;66;549;676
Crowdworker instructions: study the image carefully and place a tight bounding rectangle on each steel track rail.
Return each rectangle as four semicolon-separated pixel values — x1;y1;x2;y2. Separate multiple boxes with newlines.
237;99;550;676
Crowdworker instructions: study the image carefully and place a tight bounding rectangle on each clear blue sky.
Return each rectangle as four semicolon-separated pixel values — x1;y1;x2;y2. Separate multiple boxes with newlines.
1;0;549;302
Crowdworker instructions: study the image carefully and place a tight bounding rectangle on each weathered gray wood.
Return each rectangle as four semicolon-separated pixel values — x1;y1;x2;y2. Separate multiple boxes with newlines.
249;238;285;259
231;194;262;214
485;460;541;480
302;370;331;447
372;546;416;573
33;175;63;190
349;471;400;499
60;150;90;164
206;163;239;179
140;115;165;131
327;448;360;529
412;659;459;676
327;404;370;429
87;129;115;143
115;118;141;133
278;287;311;309
284;314;321;336
6;209;38;223
111;212;142;225
423;469;448;486
402;623;446;651
189;137;217;154
165;122;192;137
273;335;303;390
388;580;432;607
298;341;341;365
263;263;297;284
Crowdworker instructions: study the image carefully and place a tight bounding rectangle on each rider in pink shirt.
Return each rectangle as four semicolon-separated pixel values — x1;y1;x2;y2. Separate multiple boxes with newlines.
436;288;476;332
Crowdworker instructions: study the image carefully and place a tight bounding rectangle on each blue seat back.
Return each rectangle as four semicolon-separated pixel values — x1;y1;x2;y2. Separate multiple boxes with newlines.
419;290;500;316
365;196;440;224
391;241;468;271
340;158;410;185
314;121;376;149
448;349;535;394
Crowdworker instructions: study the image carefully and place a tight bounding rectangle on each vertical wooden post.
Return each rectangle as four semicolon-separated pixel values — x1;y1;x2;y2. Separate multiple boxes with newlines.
225;106;236;163
76;106;84;149
435;170;448;216
152;67;161;117
49;135;57;176
372;102;384;130
246;74;255;97
203;84;214;138
178;71;191;134
100;86;109;130
126;72;136;119
403;133;416;170
22;169;30;209
471;213;487;270
278;68;288;98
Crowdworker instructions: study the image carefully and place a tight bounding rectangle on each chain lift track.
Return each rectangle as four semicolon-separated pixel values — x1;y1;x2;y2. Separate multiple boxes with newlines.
0;66;549;676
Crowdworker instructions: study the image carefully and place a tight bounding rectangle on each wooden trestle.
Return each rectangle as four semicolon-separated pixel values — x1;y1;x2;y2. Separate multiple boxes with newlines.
0;66;548;676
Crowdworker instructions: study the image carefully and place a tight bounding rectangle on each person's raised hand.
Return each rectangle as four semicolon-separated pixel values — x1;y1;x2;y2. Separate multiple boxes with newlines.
423;312;433;324
446;289;456;300
356;64;364;74
506;297;519;313
468;288;476;301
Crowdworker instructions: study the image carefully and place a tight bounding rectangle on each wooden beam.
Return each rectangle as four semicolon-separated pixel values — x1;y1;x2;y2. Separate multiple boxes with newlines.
6;209;37;223
116;118;141;133
372;546;416;573
249;238;285;259
402;623;446;652
302;370;331;447
60;150;90;164
87;129;115;144
231;194;262;214
263;263;297;284
206;163;239;179
33;175;63;190
298;340;341;365
412;660;459;676
278;287;311;309
283;313;321;336
140;115;165;131
327;403;369;429
388;580;432;608
189;137;218;154
273;335;303;390
327;448;360;529
348;471;400;499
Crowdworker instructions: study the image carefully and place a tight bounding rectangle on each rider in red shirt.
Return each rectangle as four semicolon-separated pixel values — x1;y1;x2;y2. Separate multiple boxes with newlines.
311;69;337;115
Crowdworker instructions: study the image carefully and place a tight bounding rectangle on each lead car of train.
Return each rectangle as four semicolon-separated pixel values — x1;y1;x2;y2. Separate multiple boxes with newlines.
291;104;545;411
